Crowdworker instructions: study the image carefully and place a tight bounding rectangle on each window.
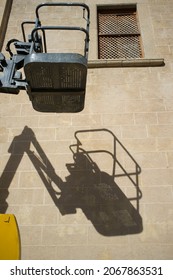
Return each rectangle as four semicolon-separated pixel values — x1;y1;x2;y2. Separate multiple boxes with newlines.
97;6;143;59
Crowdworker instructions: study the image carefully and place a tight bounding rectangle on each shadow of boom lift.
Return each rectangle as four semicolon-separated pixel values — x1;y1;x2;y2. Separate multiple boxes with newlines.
0;126;143;237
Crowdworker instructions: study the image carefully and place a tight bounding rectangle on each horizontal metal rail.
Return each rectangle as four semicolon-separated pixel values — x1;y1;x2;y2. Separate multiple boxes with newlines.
31;25;89;41
35;2;90;22
31;25;89;55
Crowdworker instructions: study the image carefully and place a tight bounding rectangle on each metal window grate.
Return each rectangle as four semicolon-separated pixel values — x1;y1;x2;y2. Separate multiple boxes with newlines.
98;8;142;59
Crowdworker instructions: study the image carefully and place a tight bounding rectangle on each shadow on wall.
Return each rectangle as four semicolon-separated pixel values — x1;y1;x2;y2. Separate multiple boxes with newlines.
0;126;143;236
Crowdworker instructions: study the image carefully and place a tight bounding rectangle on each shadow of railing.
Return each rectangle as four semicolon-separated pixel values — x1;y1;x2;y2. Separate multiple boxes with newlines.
0;126;143;236
64;129;143;235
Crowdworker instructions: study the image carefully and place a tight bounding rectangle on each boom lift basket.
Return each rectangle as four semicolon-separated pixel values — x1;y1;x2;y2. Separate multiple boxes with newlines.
0;2;90;113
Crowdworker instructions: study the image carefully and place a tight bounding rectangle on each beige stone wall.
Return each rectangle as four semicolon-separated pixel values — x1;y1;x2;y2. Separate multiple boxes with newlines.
0;0;7;48
0;0;173;259
0;0;6;21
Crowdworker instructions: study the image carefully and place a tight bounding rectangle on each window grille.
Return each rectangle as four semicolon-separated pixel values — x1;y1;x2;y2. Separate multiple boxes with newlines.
97;7;142;59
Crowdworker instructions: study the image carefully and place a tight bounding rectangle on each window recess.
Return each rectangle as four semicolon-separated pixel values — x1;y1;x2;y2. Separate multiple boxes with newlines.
97;6;143;59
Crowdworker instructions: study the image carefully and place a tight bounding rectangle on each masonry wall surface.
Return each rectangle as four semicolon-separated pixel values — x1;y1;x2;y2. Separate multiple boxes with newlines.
0;0;6;21
0;0;173;260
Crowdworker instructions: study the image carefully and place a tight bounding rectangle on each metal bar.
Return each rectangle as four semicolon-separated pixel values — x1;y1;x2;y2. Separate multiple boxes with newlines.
31;26;89;55
21;21;36;42
35;2;90;22
34;3;90;57
31;25;89;40
42;29;47;53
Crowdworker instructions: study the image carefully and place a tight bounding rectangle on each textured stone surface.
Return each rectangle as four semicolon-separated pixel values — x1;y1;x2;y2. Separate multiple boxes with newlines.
0;0;173;260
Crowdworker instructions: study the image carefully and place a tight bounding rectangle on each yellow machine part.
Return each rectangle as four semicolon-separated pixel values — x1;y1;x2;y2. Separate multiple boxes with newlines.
0;214;20;260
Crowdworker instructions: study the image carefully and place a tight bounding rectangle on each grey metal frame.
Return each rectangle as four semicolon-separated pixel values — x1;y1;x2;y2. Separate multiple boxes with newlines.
0;2;90;112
